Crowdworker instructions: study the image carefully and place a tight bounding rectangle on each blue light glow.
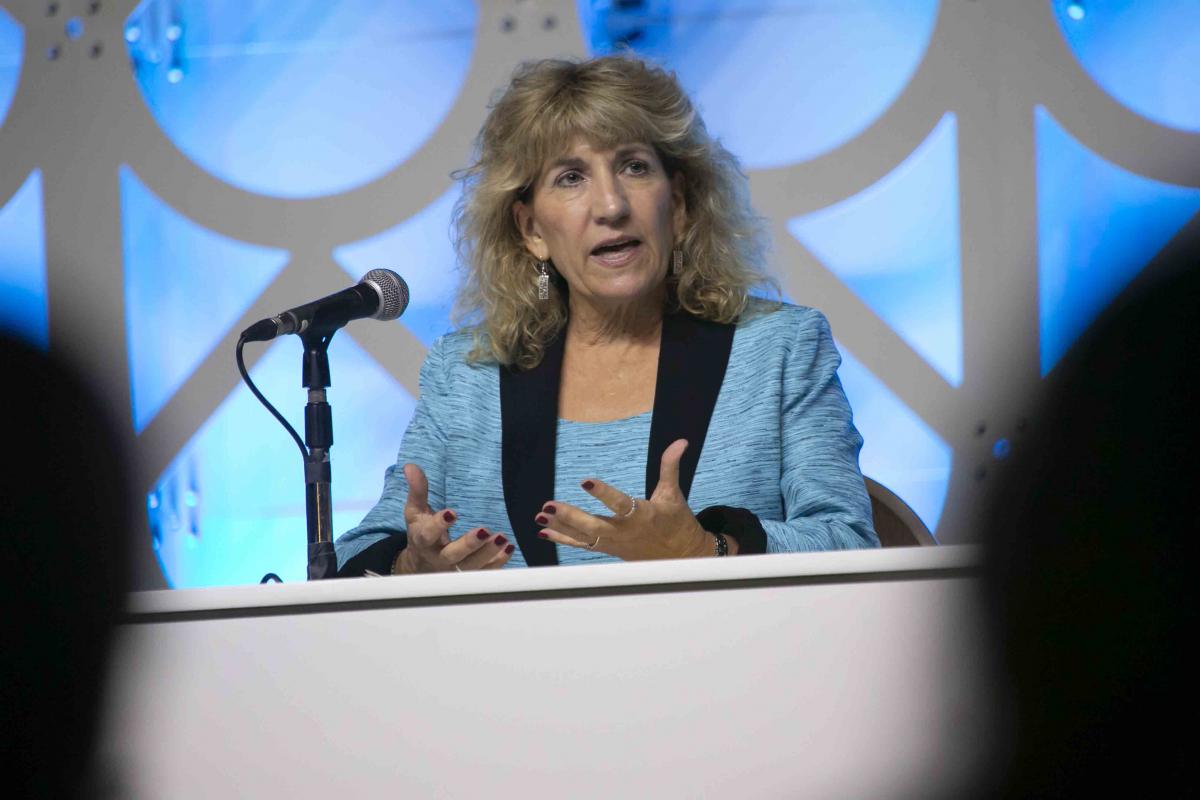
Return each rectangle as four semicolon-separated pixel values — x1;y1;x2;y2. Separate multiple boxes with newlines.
125;0;478;198
789;113;963;386
1035;107;1200;374
0;6;22;128
333;186;461;346
1053;0;1200;131
120;165;290;432
0;171;48;349
152;334;417;588
576;0;940;168
65;17;85;41
836;343;951;535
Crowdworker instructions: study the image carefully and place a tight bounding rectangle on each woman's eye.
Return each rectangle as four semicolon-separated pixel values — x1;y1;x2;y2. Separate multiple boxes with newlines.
555;170;583;187
625;160;649;175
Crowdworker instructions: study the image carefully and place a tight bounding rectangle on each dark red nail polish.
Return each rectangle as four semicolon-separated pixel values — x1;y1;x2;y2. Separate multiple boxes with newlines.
505;544;515;555
537;531;548;539
535;515;549;525
476;529;490;540
494;535;508;547
543;504;556;514
582;480;595;491
442;510;455;523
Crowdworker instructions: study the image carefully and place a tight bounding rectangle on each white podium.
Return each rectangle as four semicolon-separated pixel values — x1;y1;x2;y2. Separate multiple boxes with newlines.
101;546;995;798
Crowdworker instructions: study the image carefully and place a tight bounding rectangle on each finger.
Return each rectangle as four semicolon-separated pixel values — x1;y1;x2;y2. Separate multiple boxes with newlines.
537;502;605;539
404;505;455;550
538;527;601;552
403;463;431;518
651;439;689;501
453;531;512;570
576;479;635;517
431;509;455;548
480;543;515;569
438;527;495;565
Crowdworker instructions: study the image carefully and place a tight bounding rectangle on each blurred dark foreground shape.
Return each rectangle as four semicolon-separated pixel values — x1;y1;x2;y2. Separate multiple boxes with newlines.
0;335;131;799
980;235;1198;798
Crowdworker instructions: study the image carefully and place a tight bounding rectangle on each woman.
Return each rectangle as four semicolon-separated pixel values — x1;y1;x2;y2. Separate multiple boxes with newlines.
336;56;877;576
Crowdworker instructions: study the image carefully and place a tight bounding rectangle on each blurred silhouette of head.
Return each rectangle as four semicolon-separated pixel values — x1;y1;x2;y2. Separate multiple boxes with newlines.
0;335;132;798
981;235;1198;797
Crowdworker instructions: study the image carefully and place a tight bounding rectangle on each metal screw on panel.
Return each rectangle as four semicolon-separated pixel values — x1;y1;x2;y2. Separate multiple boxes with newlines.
90;41;103;58
89;1;102;14
543;15;557;30
974;466;987;482
974;421;987;437
47;2;59;17
501;16;516;32
46;43;61;60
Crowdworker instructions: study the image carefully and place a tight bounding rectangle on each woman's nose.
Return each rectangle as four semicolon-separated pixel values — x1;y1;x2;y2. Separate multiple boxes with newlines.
591;172;630;224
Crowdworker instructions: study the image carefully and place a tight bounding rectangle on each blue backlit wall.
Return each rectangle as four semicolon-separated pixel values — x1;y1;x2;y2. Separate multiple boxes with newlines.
0;170;46;348
578;0;940;168
0;9;45;348
1051;0;1200;132
121;165;290;432
0;6;20;122
1035;107;1200;374
125;0;477;198
0;0;1197;588
789;114;963;389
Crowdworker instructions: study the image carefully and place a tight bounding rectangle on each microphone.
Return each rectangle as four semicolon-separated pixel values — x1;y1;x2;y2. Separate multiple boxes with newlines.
241;269;409;342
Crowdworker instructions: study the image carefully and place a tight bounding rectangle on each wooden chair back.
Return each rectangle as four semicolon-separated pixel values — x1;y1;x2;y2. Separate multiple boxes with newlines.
865;477;936;547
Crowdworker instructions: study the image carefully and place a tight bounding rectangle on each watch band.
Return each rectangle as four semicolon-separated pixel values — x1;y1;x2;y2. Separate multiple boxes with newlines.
695;506;768;555
712;531;729;557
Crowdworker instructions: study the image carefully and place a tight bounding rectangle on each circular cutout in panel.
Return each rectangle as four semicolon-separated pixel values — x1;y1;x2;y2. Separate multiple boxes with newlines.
124;0;477;198
576;0;940;168
1052;0;1200;132
0;7;23;129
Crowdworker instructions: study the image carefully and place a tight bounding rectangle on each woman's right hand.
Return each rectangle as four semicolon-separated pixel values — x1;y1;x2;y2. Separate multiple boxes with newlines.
393;463;514;574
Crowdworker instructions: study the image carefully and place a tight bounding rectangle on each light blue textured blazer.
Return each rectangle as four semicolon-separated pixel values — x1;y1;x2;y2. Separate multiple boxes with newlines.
336;302;878;571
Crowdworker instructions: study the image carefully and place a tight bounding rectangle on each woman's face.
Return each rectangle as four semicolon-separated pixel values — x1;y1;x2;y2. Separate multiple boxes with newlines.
513;138;686;311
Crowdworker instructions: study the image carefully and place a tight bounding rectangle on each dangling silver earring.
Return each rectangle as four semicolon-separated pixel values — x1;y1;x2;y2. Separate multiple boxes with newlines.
537;260;550;300
672;249;683;276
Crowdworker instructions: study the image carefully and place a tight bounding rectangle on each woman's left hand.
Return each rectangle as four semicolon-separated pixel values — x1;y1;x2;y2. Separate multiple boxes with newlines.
535;439;724;560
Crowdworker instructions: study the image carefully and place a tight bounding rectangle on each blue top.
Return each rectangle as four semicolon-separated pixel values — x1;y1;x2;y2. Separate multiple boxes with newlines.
336;302;878;569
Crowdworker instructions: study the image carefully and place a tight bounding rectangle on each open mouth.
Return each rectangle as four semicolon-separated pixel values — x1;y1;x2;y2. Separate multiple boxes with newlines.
590;238;641;261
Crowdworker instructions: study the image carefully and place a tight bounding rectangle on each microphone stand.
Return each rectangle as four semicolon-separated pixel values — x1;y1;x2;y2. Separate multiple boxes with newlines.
301;328;338;580
238;269;408;582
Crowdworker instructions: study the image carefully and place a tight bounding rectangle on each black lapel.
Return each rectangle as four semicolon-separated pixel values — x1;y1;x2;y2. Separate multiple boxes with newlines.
500;332;563;567
645;313;736;499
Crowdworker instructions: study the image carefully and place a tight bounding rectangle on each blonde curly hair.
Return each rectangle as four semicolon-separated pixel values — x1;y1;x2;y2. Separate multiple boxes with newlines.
453;55;777;369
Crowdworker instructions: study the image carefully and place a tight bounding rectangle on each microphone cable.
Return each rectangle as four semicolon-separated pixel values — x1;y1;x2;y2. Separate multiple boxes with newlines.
236;334;307;459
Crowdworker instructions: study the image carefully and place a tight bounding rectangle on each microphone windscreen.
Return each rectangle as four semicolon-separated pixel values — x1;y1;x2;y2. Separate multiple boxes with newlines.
362;269;409;321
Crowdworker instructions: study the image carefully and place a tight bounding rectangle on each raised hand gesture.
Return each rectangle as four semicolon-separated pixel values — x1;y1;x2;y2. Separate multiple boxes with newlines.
392;463;514;574
535;440;732;560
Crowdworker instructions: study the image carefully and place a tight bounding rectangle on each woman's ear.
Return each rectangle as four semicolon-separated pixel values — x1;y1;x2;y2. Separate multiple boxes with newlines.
512;199;549;261
671;171;687;240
